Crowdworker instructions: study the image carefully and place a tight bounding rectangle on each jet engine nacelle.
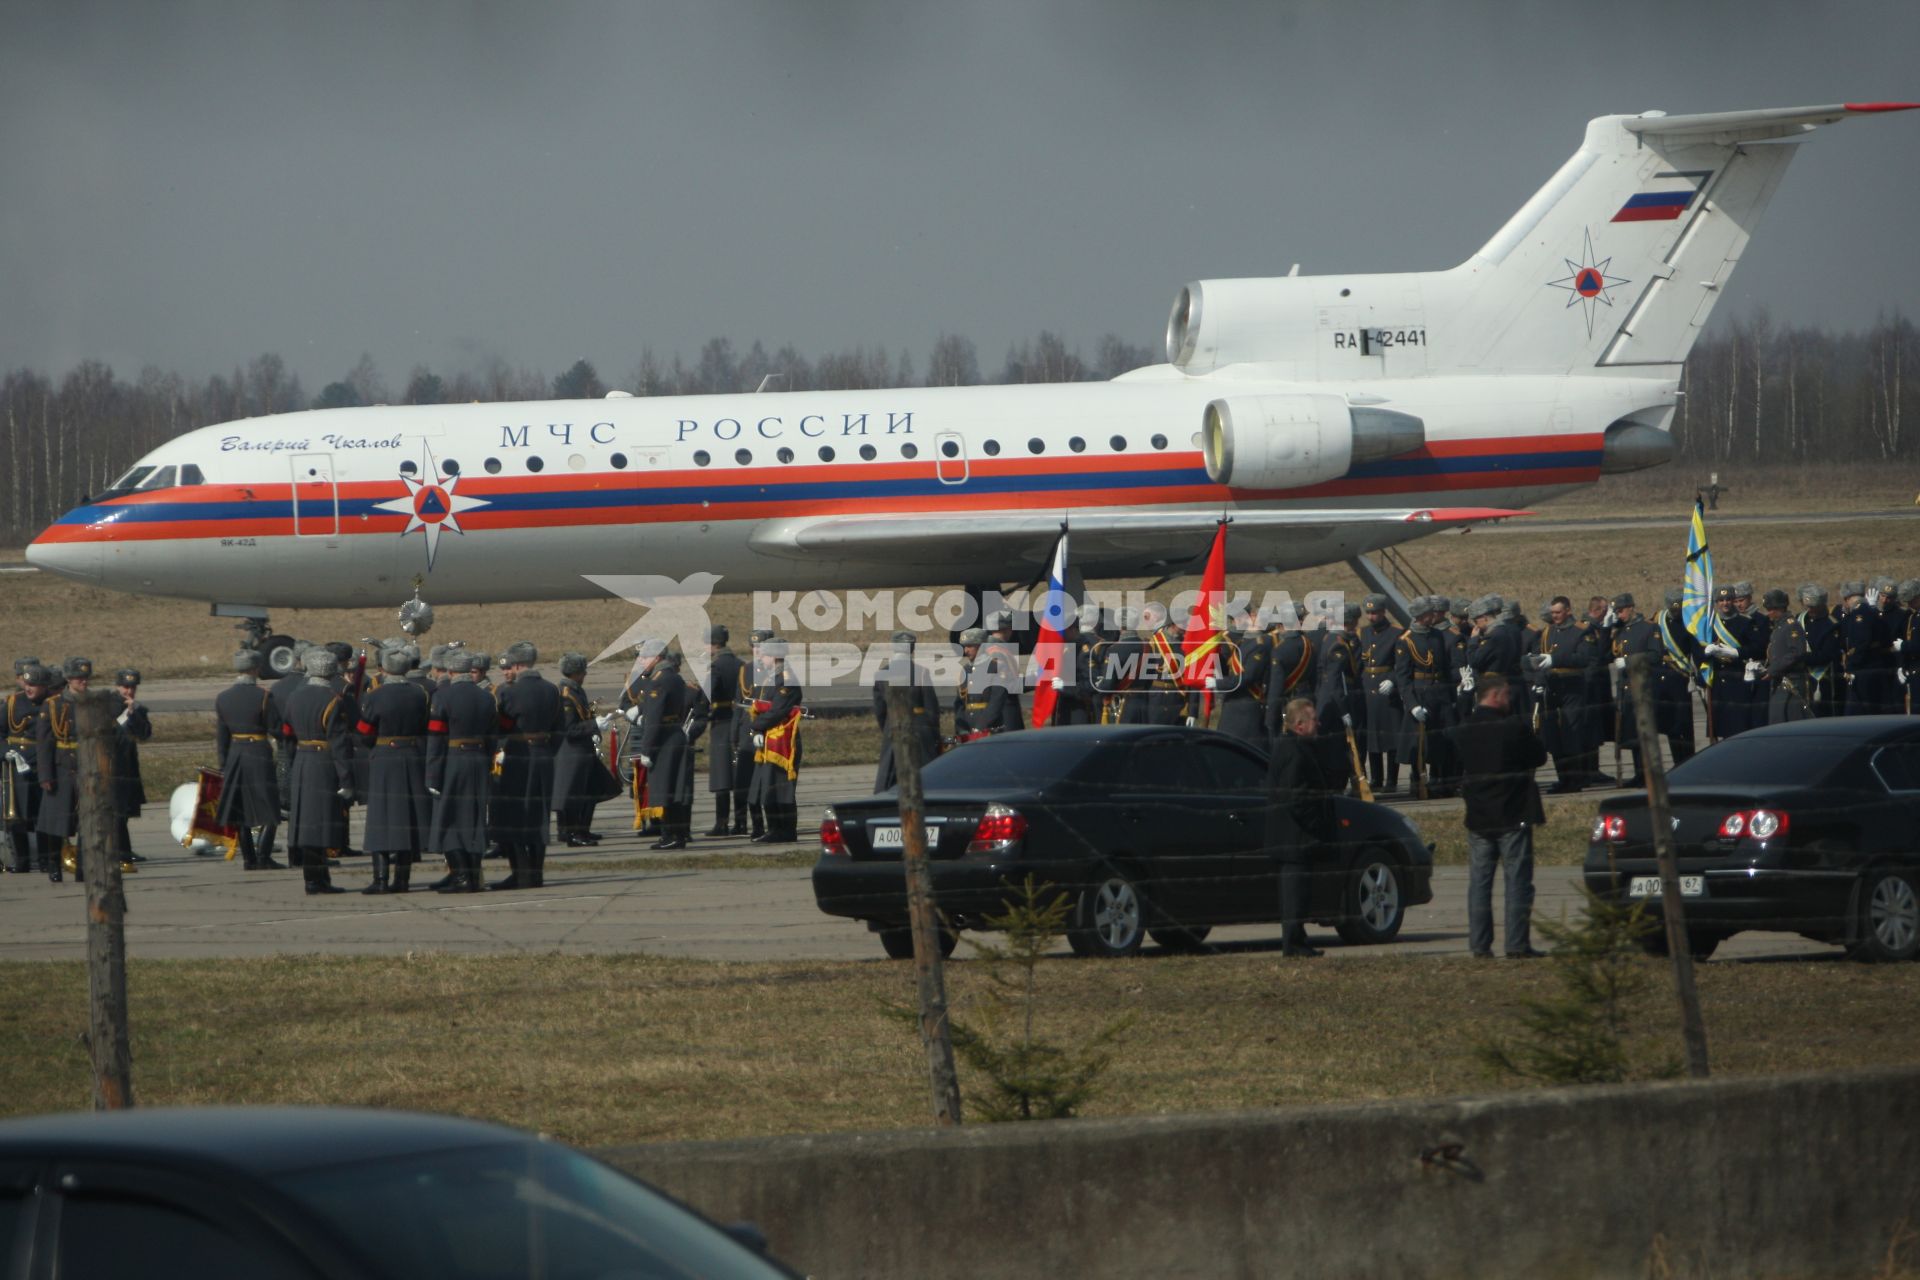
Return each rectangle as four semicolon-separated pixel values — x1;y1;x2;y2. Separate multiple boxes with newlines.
1202;394;1425;490
1167;278;1314;373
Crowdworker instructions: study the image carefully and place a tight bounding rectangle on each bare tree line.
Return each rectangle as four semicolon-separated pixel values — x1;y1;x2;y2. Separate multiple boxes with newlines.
3;312;1912;542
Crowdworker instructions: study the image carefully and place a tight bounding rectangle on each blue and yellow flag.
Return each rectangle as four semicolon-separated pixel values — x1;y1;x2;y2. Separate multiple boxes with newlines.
1682;498;1715;646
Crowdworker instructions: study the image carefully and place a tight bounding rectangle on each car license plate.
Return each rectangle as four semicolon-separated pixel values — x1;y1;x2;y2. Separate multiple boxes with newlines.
1629;875;1704;898
869;824;938;849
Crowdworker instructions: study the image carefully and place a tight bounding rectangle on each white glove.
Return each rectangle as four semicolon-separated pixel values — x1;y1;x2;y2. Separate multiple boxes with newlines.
493;750;505;768
1410;705;1428;723
595;713;615;731
1603;606;1617;627
752;733;766;748
1845;672;1856;684
1203;676;1217;691
637;754;652;769
1183;716;1196;728
681;723;693;738
116;709;131;726
1613;656;1627;671
1049;677;1063;690
427;785;441;796
1458;672;1475;692
1376;680;1393;695
1900;668;1910;685
1895;639;1904;653
1705;643;1737;659
624;705;642;724
1743;661;1760;684
1341;714;1353;728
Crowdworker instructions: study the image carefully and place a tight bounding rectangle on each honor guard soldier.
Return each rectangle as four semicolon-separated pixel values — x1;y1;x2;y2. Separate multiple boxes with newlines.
1359;595;1403;794
1462;593;1517;696
427;651;495;893
35;658;93;878
405;644;436;694
469;650;494;691
954;628;997;738
729;629;775;838
874;632;943;788
1837;580;1897;716
1523;596;1603;793
1764;588;1814;723
109;669;151;863
1315;603;1364;788
1140;605;1187;726
982;614;1027;732
214;650;287;871
1216;603;1270;747
1894;579;1920;713
1103;609;1149;725
1734;581;1762;624
354;647;434;893
281;647;353;895
551;652;604;847
747;637;804;843
1700;586;1760;740
1795;584;1843;715
1605;595;1659;787
1059;615;1099;726
703;626;744;835
1649;586;1699;770
268;641;312;823
624;640;707;850
1262;604;1315;743
1582;595;1616;753
493;641;562;889
1393;597;1460;798
4;657;46;874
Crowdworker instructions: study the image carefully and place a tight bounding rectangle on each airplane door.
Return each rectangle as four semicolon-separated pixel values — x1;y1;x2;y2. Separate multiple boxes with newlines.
934;432;969;484
291;454;338;537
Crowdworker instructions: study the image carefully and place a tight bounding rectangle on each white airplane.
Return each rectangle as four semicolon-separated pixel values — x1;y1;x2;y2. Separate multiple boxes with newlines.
27;102;1916;629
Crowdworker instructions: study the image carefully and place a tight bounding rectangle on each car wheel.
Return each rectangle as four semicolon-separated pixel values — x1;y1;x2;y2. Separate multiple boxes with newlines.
1638;928;1722;961
1333;854;1404;946
878;925;957;961
1148;925;1213;953
1069;868;1146;958
1848;866;1920;963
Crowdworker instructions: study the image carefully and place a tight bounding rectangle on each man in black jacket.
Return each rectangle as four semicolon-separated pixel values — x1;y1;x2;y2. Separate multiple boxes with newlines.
1265;696;1334;958
1454;673;1548;959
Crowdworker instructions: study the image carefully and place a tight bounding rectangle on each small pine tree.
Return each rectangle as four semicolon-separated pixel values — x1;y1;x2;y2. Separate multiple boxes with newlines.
898;876;1132;1122
1480;889;1679;1086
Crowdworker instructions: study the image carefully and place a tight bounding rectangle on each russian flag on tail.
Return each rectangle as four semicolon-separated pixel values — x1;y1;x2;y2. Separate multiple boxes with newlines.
1029;530;1072;727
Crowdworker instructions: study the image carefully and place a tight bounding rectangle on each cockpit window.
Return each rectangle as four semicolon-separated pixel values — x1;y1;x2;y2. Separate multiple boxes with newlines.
179;464;205;486
136;466;177;491
111;466;156;490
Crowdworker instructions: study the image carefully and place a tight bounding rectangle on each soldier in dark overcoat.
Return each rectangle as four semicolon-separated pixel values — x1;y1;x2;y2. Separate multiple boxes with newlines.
34;658;91;877
1215;604;1269;748
747;638;804;843
354;648;434;893
492;641;562;889
1358;595;1402;794
281;647;353;894
874;632;943;789
108;668;151;861
427;651;495;892
626;641;707;849
5;657;48;874
550;652;604;847
214;650;285;869
704;626;744;835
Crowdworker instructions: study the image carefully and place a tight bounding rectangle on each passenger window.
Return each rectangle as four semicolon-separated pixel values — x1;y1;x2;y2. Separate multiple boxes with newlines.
900;442;919;459
58;1193;307;1278
399;460;418;476
734;448;752;465
940;439;960;458
1124;739;1207;792
859;444;877;461
1110;436;1127;452
1151;434;1168;450
1871;745;1920;792
983;440;1001;456
136;465;177;490
1027;439;1045;455
817;446;836;462
693;450;711;467
777;447;795;464
1195;741;1266;792
443;459;461;475
527;456;545;473
484;458;503;474
178;464;205;486
1069;437;1086;453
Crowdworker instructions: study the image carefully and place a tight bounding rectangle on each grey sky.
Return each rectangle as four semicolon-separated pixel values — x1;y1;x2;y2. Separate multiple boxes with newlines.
4;0;1917;391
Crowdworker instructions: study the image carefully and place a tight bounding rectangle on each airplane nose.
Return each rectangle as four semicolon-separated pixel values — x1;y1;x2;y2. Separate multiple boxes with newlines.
25;533;103;584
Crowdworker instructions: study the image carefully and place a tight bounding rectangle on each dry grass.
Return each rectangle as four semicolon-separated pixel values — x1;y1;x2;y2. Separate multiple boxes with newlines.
0;951;1913;1146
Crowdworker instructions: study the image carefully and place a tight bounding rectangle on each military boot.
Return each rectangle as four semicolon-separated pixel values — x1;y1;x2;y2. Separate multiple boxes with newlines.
362;853;390;895
748;804;765;840
390;857;412;892
730;792;749;835
705;794;731;838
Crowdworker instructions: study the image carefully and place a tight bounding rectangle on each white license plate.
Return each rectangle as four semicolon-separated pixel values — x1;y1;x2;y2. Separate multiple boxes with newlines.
1629;875;1704;898
869;825;939;849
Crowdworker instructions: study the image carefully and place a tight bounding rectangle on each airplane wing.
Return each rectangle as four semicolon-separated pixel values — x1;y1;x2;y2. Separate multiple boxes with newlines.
748;506;1530;570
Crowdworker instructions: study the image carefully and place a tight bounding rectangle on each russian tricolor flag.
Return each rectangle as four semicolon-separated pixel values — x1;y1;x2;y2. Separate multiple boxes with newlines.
1029;530;1072;727
1612;172;1709;223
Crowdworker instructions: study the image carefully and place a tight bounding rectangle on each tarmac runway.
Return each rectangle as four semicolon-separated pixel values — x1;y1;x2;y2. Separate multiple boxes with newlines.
0;762;1835;967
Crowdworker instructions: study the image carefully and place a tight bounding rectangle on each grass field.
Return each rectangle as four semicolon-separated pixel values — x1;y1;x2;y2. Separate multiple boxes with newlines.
0;950;1912;1145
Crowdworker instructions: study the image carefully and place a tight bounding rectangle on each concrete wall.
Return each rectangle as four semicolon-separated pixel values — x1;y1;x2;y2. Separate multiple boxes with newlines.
603;1066;1920;1279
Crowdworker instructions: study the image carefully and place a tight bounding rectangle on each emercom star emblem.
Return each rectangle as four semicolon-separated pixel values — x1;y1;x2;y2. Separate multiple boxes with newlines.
1547;228;1632;338
373;447;489;569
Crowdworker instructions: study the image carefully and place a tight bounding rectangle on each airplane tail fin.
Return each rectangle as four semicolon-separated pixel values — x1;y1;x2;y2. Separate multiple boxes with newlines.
1448;103;1917;373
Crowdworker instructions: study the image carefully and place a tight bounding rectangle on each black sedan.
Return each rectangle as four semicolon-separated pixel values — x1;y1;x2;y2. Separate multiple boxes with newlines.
811;725;1434;959
0;1107;794;1279
1585;716;1920;962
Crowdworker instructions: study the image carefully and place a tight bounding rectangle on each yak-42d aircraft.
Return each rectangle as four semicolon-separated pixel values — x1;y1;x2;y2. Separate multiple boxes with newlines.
28;102;1918;635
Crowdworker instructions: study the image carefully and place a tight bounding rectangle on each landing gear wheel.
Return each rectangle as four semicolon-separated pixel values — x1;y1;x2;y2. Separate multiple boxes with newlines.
878;925;958;961
1068;868;1146;958
1848;866;1920;963
1148;925;1213;953
1334;856;1405;946
263;635;298;676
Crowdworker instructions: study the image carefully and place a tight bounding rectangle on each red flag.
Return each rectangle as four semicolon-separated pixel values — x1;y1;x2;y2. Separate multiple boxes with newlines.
1029;532;1071;726
1181;522;1230;719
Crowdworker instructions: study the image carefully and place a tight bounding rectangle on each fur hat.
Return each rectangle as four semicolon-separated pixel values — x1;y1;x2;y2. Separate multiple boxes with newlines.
232;649;264;674
380;649;411;676
1797;583;1827;608
559;652;588;679
302;648;339;679
503;641;538;667
446;651;475;674
63;657;92;680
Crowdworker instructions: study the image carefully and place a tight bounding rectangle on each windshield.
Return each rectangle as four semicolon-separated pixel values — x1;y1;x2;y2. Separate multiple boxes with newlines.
1668;733;1865;789
108;465;155;490
918;735;1090;790
135;465;178;491
274;1141;790;1280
